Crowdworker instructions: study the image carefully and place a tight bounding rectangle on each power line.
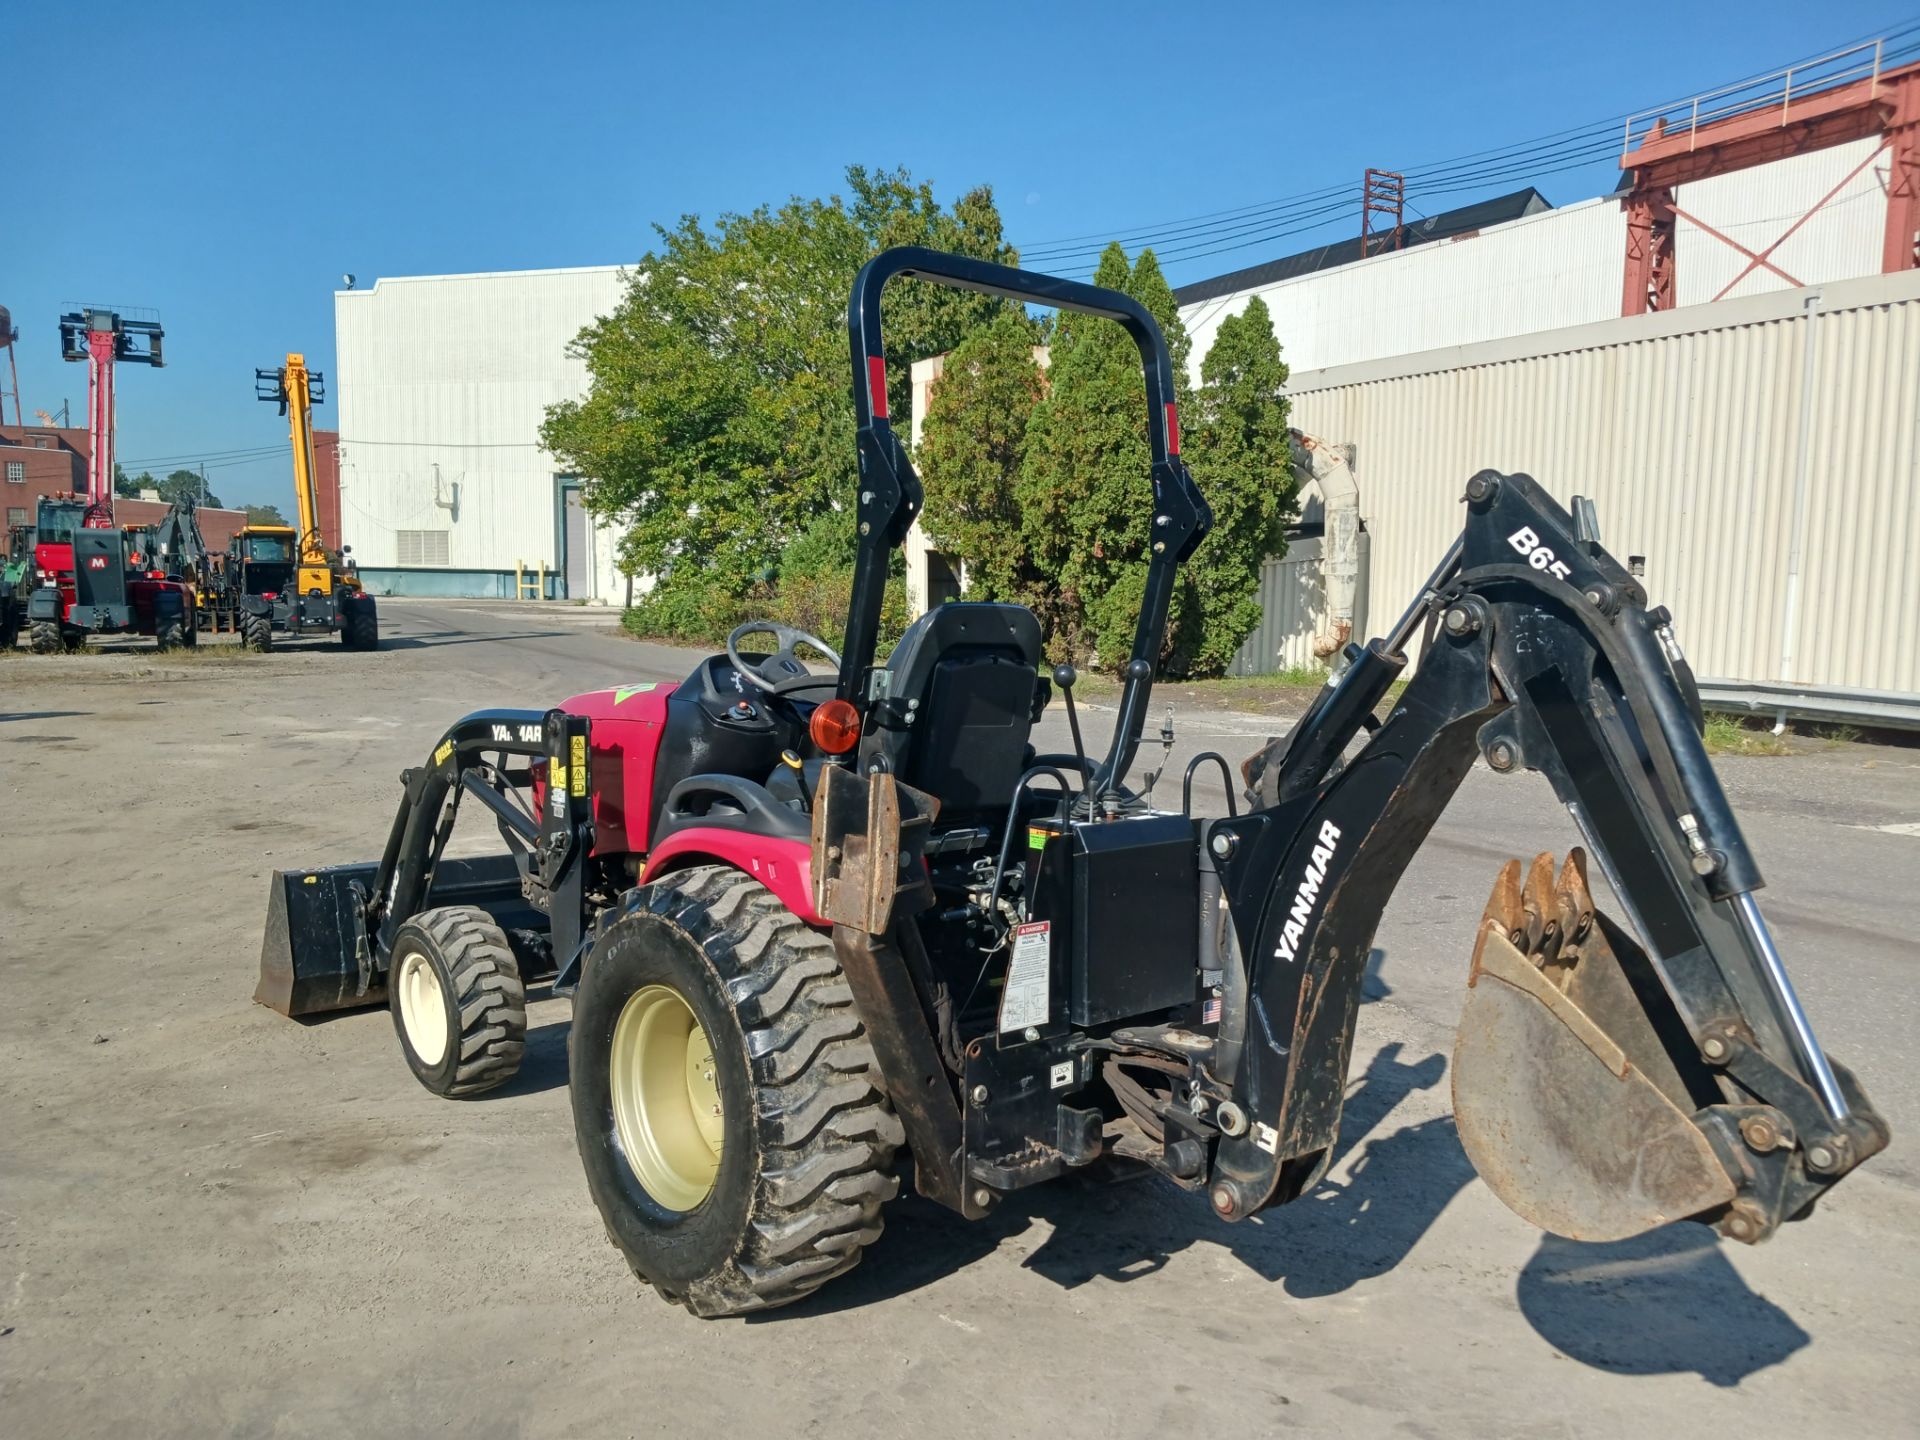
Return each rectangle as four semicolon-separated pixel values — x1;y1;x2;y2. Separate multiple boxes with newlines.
1020;17;1920;274
337;436;544;448
119;444;286;468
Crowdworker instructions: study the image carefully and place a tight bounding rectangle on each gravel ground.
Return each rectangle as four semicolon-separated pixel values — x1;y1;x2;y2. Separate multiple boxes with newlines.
2;599;1915;1439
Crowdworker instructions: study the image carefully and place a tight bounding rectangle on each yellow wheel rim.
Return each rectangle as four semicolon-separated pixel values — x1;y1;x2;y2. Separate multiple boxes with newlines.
396;950;449;1066
610;984;724;1211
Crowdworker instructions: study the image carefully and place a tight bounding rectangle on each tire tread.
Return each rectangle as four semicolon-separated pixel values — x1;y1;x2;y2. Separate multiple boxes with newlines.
594;865;900;1317
395;906;526;1097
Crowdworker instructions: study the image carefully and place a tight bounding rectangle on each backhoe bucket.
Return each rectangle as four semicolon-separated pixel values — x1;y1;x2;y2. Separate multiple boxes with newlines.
1452;852;1736;1241
255;862;383;1018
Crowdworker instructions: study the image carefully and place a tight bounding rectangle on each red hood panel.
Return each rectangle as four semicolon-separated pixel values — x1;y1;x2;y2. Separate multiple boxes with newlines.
558;682;674;855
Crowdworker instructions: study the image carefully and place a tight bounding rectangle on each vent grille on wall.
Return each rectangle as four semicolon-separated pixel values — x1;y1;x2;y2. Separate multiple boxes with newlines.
395;528;450;567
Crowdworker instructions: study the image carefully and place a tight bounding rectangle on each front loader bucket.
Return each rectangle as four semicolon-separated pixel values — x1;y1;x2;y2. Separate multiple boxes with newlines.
255;862;384;1018
256;853;534;1018
1452;852;1736;1242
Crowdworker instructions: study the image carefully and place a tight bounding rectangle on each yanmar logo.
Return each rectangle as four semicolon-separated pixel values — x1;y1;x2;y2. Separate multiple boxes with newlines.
1273;820;1341;964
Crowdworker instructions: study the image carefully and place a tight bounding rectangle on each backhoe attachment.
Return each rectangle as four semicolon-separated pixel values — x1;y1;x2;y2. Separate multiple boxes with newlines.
1209;469;1887;1246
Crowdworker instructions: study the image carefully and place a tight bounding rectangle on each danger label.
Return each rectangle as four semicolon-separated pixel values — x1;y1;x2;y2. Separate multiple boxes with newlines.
998;921;1051;1034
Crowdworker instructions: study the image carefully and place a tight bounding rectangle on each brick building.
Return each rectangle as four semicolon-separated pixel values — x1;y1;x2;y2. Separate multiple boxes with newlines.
0;425;88;530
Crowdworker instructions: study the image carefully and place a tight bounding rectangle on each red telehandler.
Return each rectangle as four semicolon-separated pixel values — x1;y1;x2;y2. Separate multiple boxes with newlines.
258;249;1887;1317
26;308;195;652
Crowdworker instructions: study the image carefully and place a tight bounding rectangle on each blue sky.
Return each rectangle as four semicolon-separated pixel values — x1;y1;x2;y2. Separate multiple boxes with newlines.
5;1;1909;506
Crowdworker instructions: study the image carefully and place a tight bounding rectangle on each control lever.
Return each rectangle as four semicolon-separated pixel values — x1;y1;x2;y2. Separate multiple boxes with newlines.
1054;663;1090;785
780;749;813;811
1141;705;1176;806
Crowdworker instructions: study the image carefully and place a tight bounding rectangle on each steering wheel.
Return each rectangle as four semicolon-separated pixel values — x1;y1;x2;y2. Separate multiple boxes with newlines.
726;620;842;696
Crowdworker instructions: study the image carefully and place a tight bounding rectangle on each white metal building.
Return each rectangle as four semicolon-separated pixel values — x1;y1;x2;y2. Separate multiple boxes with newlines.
333;266;632;601
1177;139;1895;381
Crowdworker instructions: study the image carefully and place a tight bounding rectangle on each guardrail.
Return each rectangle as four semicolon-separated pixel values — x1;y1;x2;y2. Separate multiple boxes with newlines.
1622;38;1889;158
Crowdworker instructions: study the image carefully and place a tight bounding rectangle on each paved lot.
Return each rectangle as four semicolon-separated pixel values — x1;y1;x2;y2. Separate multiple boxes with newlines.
2;598;1916;1438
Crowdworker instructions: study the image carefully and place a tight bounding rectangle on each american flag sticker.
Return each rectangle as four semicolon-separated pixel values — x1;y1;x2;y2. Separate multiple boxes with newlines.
1202;996;1222;1025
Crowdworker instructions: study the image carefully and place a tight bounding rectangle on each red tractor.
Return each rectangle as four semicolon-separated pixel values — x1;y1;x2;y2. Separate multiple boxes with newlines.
259;250;1886;1317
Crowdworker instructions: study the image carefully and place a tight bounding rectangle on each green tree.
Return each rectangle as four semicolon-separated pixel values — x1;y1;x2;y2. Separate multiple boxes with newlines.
542;166;1016;628
159;469;221;508
916;307;1046;607
1178;295;1294;675
1018;243;1195;667
244;503;288;525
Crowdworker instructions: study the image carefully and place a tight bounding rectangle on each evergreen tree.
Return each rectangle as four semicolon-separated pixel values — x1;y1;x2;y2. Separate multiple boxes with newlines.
916;307;1046;606
1179;295;1295;675
1017;244;1204;668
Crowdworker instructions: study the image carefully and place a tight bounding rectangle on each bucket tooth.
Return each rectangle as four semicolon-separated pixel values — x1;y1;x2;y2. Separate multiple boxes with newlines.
1454;855;1736;1242
1520;851;1557;956
1481;858;1525;942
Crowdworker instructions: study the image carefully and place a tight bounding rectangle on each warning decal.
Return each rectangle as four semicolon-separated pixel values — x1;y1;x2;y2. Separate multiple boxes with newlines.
998;921;1051;1034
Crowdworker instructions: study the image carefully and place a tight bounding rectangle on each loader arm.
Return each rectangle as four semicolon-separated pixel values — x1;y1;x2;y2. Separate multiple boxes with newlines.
1209;470;1887;1242
255;707;594;1017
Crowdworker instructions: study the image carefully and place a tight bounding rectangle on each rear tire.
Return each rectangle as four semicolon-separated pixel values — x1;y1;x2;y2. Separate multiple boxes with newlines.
241;614;272;653
29;620;64;655
389;906;527;1097
156;617;185;651
569;866;901;1317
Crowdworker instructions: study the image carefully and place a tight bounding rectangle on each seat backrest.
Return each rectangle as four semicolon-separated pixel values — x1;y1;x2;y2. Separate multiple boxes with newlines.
863;602;1044;818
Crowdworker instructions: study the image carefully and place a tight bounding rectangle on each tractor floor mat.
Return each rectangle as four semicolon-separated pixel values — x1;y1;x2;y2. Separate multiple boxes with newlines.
1451;851;1736;1242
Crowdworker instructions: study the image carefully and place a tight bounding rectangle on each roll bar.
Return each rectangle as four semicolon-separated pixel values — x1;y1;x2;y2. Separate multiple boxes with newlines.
840;247;1213;794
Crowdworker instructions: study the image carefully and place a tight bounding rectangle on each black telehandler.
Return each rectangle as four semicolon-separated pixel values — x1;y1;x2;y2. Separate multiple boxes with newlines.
258;248;1887;1317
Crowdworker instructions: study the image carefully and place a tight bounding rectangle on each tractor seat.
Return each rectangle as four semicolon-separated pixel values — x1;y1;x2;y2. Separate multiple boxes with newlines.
861;602;1046;819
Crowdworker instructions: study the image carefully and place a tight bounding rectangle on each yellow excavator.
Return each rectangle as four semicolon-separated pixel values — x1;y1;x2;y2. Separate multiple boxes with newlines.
227;353;377;651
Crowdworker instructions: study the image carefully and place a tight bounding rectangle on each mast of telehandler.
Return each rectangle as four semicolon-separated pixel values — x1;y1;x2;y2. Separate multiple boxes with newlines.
60;306;165;528
256;352;330;594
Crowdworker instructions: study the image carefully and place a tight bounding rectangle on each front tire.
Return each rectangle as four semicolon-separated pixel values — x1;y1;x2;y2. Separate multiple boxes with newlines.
341;596;378;650
241;613;272;653
389;906;527;1097
569;866;901;1317
29;620;65;654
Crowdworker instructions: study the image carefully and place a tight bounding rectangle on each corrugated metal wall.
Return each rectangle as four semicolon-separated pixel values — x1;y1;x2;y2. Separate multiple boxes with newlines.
1227;534;1373;677
333;266;632;600
1278;270;1920;696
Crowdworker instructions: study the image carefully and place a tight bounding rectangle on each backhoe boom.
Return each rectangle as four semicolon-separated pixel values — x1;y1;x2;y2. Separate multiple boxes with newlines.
1218;470;1886;1240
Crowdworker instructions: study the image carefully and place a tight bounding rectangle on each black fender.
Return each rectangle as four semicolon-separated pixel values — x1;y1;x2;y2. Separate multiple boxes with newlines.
27;586;63;621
